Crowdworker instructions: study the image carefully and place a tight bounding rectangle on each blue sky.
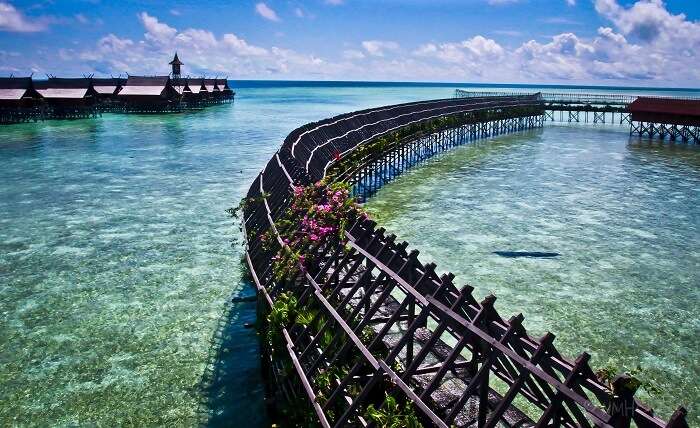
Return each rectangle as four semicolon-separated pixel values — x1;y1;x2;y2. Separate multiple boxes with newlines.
1;0;699;86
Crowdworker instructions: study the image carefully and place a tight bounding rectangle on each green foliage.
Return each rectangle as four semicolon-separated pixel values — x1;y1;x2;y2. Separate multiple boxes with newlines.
226;193;270;220
313;364;349;404
365;395;423;428
360;326;376;343
266;292;299;351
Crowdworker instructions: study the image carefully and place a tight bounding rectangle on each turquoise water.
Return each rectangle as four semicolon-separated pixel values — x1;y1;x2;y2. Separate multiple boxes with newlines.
0;85;458;426
0;82;698;425
365;124;699;423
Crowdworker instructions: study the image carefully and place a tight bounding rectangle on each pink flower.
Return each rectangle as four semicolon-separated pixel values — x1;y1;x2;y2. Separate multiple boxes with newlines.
310;234;319;241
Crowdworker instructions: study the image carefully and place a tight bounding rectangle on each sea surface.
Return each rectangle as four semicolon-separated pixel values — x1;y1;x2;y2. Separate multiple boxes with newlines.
0;81;698;426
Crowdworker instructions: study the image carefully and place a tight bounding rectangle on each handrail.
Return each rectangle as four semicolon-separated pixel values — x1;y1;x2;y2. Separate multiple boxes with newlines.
454;89;700;104
242;95;689;428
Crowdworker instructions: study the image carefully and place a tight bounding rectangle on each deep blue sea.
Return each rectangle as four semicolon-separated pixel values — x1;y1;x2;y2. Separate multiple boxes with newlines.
0;81;698;426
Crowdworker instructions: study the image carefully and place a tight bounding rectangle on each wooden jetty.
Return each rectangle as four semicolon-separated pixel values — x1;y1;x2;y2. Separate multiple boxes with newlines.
455;89;700;143
242;95;690;427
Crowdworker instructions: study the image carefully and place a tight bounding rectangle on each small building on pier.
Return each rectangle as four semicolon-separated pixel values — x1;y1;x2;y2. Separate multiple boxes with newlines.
34;78;97;104
0;77;43;123
629;97;700;142
203;78;219;96
117;75;180;112
33;77;99;118
0;77;41;108
216;78;234;99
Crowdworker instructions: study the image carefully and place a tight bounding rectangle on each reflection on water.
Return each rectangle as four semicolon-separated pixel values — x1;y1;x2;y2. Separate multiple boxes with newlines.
365;124;700;423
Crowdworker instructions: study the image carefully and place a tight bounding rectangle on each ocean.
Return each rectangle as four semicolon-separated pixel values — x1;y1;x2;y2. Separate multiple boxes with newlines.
0;81;698;425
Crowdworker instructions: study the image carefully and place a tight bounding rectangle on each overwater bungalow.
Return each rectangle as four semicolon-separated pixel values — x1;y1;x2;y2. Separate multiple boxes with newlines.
0;77;41;108
33;77;99;118
216;78;234;99
0;76;43;123
203;78;219;96
117;75;180;112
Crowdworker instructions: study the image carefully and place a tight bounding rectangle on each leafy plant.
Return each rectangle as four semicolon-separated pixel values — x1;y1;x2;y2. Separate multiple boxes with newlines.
365;395;423;428
266;291;299;351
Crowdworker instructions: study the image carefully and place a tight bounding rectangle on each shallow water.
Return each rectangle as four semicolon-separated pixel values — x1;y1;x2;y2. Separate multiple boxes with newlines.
0;84;457;426
365;124;700;422
0;82;698;425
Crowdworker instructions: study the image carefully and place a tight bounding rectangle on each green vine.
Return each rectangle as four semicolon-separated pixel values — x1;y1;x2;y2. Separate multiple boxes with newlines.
365;395;423;428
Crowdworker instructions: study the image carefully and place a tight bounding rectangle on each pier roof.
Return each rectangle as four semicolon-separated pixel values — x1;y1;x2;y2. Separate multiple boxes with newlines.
34;78;94;99
629;97;700;126
0;77;35;100
91;77;125;95
119;76;170;96
203;78;219;92
215;78;231;91
187;78;205;94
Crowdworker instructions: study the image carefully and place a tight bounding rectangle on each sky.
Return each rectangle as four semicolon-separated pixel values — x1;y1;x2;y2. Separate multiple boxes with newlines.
0;0;699;87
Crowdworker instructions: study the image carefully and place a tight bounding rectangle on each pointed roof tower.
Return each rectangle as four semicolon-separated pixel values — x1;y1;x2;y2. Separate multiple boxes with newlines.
169;52;183;78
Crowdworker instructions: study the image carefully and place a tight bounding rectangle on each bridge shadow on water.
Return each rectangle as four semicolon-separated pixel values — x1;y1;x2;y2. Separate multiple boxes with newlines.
493;251;560;258
196;279;268;427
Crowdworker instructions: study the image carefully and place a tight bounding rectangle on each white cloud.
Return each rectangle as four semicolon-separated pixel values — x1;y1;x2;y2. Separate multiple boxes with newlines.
415;36;504;65
0;2;47;32
566;0;576;5
343;49;365;60
325;0;344;5
294;8;304;18
255;3;280;22
139;12;176;44
361;40;399;57
9;0;700;86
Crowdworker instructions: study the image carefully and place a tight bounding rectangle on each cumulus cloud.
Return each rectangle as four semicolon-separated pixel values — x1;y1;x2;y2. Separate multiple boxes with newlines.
8;0;700;86
139;12;176;44
72;12;337;79
414;36;504;77
255;3;280;22
361;40;399;57
0;2;47;32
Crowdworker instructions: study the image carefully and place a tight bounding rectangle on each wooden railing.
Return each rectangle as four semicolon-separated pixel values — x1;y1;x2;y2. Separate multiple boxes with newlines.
242;95;689;428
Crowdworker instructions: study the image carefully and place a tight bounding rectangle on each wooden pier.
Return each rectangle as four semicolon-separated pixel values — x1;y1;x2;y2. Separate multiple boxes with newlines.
455;90;700;138
242;95;690;428
0;54;235;124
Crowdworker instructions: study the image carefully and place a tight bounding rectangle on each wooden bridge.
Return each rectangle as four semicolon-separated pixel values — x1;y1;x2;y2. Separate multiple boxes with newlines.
241;95;690;427
454;90;700;141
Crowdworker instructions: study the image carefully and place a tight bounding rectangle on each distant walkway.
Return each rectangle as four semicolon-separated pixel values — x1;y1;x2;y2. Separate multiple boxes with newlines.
455;89;700;142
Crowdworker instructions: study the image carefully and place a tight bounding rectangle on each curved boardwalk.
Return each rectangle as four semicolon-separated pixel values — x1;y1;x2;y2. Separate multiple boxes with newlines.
242;95;689;428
